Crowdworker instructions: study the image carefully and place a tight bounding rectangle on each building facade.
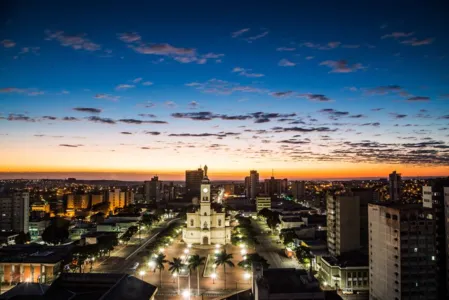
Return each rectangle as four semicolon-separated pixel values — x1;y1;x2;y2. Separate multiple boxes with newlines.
144;176;162;203
389;170;402;202
327;194;360;256
256;196;271;212
183;166;231;245
67;194;89;210
0;192;30;233
291;181;305;201
185;168;204;198
368;203;437;300
245;170;259;200
108;189;126;212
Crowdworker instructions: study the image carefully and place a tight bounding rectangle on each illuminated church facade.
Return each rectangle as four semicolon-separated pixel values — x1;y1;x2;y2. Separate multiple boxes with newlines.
182;165;231;245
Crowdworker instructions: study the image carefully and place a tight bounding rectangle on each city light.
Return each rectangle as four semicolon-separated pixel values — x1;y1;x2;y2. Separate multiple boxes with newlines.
183;248;189;254
244;272;251;280
240;249;247;255
214;249;219;254
215;244;221;249
211;273;217;284
148;261;155;268
159;248;165;253
187;244;192;248
182;290;190;298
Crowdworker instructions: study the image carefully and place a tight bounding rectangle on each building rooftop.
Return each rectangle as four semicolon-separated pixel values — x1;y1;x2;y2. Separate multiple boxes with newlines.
281;217;304;222
369;202;426;210
0;273;157;300
0;283;49;300
257;268;321;294
321;251;369;268
0;244;72;264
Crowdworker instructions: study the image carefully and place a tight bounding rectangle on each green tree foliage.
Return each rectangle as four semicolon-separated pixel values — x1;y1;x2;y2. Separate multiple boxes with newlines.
42;217;69;245
188;254;206;295
14;231;31;244
280;229;298;247
155;253;168;288
214;250;235;290
237;253;269;271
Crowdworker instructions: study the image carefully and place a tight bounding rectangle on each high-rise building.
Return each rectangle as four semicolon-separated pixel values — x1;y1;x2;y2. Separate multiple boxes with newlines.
368;203;437;300
66;194;89;210
350;188;379;248
108;189;126;212
144;176;162;203
291;181;305;201
245;170;259;200
389;170;402;202
185;168;204;198
125;190;134;206
263;177;287;199
422;179;449;299
0;192;30;233
90;194;104;207
162;182;175;203
326;194;360;256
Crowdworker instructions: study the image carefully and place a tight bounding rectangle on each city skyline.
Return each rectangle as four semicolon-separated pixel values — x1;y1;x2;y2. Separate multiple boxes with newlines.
1;2;449;180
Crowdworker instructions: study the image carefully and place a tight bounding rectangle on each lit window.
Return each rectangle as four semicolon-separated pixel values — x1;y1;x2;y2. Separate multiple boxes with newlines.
414;248;418;252
431;256;435;261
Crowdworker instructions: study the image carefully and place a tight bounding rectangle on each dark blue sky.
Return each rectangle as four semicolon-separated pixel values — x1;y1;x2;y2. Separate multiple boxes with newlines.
0;0;448;179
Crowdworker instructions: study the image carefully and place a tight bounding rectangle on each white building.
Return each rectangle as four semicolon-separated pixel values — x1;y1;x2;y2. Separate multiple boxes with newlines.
256;196;271;212
183;166;231;245
0;192;29;233
108;189;126;212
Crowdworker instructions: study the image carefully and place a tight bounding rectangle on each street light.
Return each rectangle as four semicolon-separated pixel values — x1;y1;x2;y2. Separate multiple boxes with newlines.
139;270;145;280
182;289;190;299
214;249;219;254
240;249;247;255
148;261;155;268
215;244;221;249
211;273;217;284
187;243;192;248
183;248;190;254
244;272;251;280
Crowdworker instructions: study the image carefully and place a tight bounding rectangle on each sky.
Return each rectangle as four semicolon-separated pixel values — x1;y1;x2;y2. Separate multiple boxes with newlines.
1;1;449;180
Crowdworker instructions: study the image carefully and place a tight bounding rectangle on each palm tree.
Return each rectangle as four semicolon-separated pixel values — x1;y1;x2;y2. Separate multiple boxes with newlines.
188;254;206;295
168;257;184;294
155;253;168;288
214;250;235;290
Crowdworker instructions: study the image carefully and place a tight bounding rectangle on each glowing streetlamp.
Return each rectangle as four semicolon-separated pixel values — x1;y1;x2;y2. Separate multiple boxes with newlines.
159;247;165;253
215;244;221;249
214;249;219;254
211;273;217;284
244;272;251;280
187;243;192;248
240;249;247;255
139;270;146;280
183;248;190;254
182;289;191;299
148;261;155;269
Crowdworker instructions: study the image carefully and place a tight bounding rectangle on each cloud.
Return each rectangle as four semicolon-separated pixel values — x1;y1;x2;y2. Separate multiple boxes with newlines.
117;32;141;43
119;118;147;124
231;28;250;38
62;116;79;121
121;131;132;135
318;108;349;118
188;101;199;109
144;131;161;135
87;116;116;124
6;114;36;122
361;122;380;126
171;111;294;123
131;43;195;56
42;116;57;120
45;30;101;51
169;132;240;137
1;39;16;48
94;94;120;101
298;94;331;102
320;60;364;73
305;56;314;60
271;91;293;98
172;112;217;121
407;96;430;102
59;144;82;148
232;67;264;77
132;77;143;83
115;84;135;90
141;147;151;150
401;37;434;46
278;59;296;67
0;87;45;96
389;113;407;119
247;31;269;41
142;81;153;86
278;139;311;144
165;101;177;108
202;53;225;59
366;85;403;95
276;47;296;51
138;113;157;118
73;107;102;114
147;120;168;124
381;32;414;39
185;78;266;95
272;126;337;133
371;108;384;111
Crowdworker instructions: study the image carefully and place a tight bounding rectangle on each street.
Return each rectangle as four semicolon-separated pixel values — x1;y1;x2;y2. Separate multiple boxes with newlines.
251;219;301;269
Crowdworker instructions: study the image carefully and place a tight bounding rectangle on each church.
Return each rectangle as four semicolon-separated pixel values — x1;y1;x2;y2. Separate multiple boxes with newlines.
182;165;232;245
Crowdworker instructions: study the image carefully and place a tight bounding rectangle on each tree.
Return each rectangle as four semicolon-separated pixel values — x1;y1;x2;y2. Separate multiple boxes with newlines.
42;218;69;245
214;250;235;290
238;253;269;271
280;230;298;247
15;231;31;244
188;254;206;295
155;253;168;288
168;257;184;294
